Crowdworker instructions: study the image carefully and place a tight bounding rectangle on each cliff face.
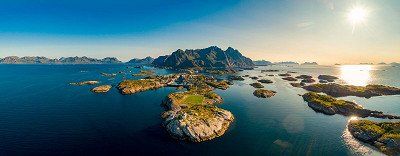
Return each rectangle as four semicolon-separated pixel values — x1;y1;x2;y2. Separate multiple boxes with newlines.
152;46;254;68
0;56;122;64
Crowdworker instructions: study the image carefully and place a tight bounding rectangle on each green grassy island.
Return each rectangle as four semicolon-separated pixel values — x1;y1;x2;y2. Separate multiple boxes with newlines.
348;120;400;155
303;83;400;98
162;89;234;142
302;92;400;119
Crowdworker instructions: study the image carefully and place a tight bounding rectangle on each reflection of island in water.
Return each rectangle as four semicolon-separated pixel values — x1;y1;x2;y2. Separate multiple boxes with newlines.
340;65;372;86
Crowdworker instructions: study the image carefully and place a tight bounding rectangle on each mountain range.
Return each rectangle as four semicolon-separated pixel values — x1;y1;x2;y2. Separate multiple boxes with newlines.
127;56;154;65
152;46;254;68
0;56;122;64
253;60;272;66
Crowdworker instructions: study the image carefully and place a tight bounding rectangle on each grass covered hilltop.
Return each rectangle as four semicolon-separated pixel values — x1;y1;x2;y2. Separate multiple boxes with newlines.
161;74;234;142
348;120;400;155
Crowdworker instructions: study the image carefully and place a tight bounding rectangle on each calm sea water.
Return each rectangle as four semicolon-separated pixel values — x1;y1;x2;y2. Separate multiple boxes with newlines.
0;64;399;156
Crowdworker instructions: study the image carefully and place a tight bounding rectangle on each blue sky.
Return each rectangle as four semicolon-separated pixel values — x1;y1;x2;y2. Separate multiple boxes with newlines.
0;0;399;64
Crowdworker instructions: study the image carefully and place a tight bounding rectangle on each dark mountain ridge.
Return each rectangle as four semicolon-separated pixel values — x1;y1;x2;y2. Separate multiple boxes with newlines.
152;46;254;69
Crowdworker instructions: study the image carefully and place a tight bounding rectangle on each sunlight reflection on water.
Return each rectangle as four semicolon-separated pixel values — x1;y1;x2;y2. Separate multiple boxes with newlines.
342;117;377;155
340;65;372;86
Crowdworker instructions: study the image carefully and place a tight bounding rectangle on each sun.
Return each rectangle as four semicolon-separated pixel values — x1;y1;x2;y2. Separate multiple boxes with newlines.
347;6;368;33
348;7;367;24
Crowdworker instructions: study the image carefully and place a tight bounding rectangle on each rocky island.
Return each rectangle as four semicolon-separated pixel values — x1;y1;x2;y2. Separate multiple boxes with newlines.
258;79;273;84
250;82;264;88
253;89;276;98
348;120;400;155
91;85;112;93
302;92;400;119
161;74;234;142
317;75;338;82
117;74;179;94
282;77;298;81
303;83;400;98
132;70;155;76
70;80;99;86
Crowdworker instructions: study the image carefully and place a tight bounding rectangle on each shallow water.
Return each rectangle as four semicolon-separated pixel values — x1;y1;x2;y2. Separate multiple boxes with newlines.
0;64;398;155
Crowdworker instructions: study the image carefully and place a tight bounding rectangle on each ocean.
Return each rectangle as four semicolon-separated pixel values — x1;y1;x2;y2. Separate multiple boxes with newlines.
0;64;399;155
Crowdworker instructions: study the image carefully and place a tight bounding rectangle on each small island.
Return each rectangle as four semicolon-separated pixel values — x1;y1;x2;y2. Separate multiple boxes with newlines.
302;92;400;119
250;82;264;88
303;83;400;98
229;75;245;81
70;80;99;86
258;79;273;84
117;74;178;94
253;89;276;98
290;82;305;88
132;70;155;76
92;85;112;93
348;120;400;155
205;80;230;90
317;75;338;82
282;77;298;81
295;75;312;79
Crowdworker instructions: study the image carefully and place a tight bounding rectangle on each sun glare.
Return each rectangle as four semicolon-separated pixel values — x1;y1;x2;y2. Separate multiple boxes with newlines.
347;6;368;33
340;65;372;86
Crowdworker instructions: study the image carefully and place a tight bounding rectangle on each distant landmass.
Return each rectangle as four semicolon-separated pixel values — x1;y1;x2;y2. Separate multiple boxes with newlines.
274;61;299;65
253;60;272;66
127;56;154;65
301;62;318;65
360;62;373;65
152;46;254;69
391;62;400;66
0;56;122;64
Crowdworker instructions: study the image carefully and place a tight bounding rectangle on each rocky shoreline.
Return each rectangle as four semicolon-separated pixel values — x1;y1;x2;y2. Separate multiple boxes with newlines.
348;120;400;155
